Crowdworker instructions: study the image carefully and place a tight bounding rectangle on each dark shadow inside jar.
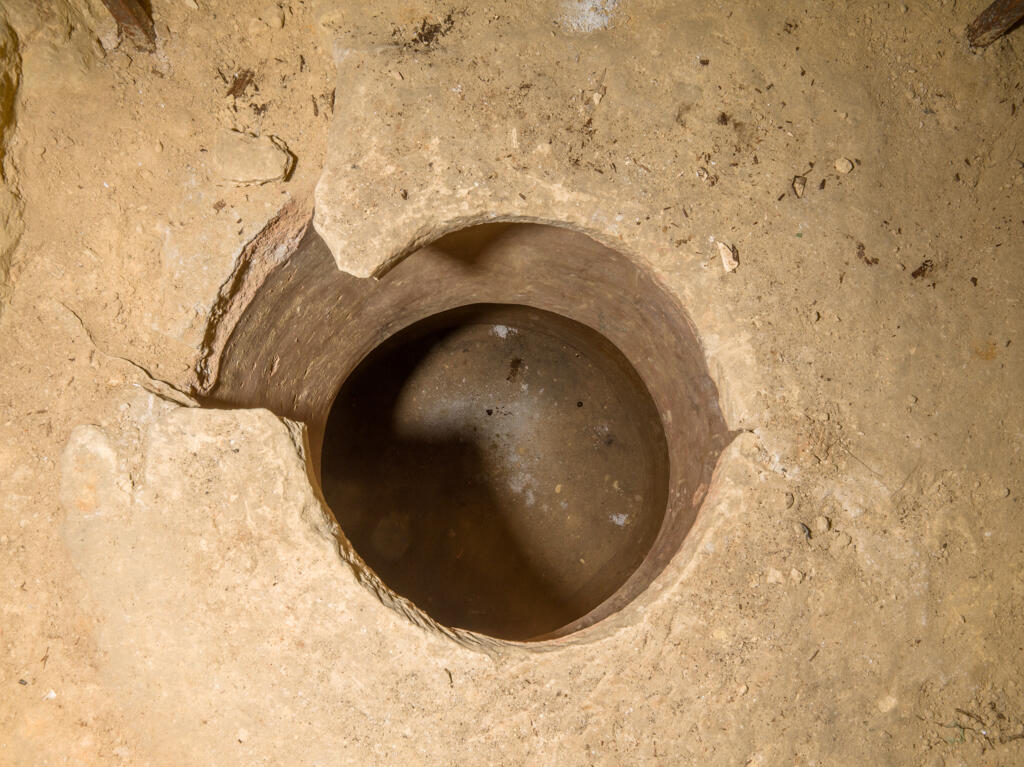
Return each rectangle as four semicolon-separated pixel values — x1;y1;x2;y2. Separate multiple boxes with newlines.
320;304;670;640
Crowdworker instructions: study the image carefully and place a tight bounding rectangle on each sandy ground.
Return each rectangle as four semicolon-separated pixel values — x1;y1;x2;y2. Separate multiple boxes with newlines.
1;0;1022;765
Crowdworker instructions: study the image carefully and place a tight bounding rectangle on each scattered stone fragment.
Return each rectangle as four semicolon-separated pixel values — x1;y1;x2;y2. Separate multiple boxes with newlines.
183;0;199;9
829;531;852;555
911;259;935;280
785;492;795;509
717;241;739;272
793;521;811;539
790;568;805;583
792;175;807;198
834;157;854;174
695;166;719;186
766;567;784;585
226;69;256;99
877;695;898;713
814;515;831;533
210;130;295;185
260;4;285;28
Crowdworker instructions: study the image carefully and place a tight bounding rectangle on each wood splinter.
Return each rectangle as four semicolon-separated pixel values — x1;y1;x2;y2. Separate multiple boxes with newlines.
99;0;157;52
967;0;1024;47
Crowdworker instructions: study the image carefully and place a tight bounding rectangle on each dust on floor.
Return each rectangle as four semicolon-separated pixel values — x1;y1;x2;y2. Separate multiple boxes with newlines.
0;1;1021;765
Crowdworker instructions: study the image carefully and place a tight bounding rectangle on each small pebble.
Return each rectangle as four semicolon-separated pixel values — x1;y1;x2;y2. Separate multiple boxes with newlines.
766;567;785;585
835;157;854;174
792;175;807;198
717;241;739;272
183;0;199;9
814;515;831;533
793;521;811;539
790;568;805;583
785;492;795;509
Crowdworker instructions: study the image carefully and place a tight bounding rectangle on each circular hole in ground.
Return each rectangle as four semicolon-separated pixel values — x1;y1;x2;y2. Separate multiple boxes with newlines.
320;304;670;641
202;220;733;644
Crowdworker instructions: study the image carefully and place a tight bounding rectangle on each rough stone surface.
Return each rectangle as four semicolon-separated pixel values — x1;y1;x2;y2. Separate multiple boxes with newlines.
211;128;295;185
0;13;21;318
57;399;770;765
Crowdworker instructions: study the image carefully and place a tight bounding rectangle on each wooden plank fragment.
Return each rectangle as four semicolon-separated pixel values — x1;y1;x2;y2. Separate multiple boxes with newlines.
99;0;156;51
968;0;1024;47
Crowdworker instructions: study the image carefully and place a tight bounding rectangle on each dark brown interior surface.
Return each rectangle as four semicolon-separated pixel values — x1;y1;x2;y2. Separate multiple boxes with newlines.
321;304;670;639
204;222;732;640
